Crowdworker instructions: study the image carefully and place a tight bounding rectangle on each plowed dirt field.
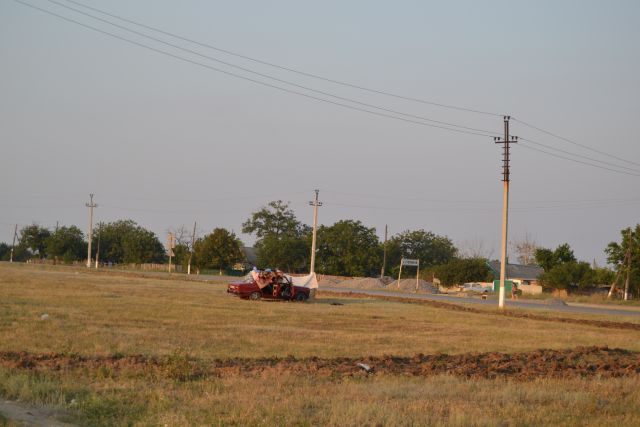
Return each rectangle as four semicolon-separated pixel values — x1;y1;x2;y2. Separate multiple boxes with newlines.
2;346;639;381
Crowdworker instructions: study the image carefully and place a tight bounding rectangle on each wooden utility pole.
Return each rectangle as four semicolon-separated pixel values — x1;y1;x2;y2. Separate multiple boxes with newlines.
494;116;517;309
85;194;97;268
9;224;17;263
187;221;196;275
380;224;388;279
309;189;322;275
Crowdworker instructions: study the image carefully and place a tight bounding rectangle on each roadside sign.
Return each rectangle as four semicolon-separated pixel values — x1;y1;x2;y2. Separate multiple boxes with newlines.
401;258;419;267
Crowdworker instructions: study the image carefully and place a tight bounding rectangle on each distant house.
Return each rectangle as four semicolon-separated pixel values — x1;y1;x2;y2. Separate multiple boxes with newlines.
487;261;544;295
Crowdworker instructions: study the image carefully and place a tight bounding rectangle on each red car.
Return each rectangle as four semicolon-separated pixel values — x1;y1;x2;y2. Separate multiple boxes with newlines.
227;274;310;301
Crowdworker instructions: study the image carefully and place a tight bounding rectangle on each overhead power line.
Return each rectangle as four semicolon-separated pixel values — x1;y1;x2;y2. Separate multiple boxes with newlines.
14;0;496;139
12;1;639;177
519;137;640;174
322;189;640;205
62;0;503;118
517;143;640;177
513;117;640;168
43;0;498;137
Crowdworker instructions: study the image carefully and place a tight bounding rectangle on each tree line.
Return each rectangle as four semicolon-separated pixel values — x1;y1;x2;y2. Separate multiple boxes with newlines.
1;200;637;294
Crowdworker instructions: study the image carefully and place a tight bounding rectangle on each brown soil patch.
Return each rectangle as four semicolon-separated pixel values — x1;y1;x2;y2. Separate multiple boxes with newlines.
320;290;640;331
1;347;639;381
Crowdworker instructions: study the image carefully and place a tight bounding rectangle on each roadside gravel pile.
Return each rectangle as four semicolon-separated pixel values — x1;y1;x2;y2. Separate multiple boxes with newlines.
335;277;387;289
317;276;342;287
387;279;439;293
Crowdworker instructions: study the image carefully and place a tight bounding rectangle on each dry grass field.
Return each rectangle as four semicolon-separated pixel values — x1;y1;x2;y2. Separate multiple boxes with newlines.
1;263;640;426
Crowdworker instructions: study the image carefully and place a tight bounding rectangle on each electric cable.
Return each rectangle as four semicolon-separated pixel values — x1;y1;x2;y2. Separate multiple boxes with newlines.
519;137;640;174
513;117;640;168
13;0;497;138
62;0;504;117
44;0;498;137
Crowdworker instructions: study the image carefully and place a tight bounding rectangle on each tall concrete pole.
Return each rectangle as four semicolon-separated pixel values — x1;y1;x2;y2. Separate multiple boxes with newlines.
168;233;174;273
309;189;322;274
85;194;97;268
381;224;388;278
498;179;509;307
9;224;17;263
94;223;101;269
494;116;517;309
624;228;633;301
187;221;196;275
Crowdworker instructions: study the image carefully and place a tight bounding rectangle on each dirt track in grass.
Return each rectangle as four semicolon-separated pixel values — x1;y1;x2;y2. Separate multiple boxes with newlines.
2;347;639;381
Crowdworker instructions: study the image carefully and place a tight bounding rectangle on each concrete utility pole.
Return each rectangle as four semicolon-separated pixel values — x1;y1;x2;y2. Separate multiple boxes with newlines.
187;221;196;275
85;194;97;268
380;224;388;278
9;224;17;263
624;228;633;301
94;223;101;269
54;221;60;265
494;116;517;309
309;189;322;275
167;232;175;273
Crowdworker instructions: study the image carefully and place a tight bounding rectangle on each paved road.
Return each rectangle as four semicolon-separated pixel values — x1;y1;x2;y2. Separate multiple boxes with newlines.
325;287;640;318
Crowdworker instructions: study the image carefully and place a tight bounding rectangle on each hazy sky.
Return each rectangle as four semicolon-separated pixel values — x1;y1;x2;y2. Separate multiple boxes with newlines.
1;0;639;265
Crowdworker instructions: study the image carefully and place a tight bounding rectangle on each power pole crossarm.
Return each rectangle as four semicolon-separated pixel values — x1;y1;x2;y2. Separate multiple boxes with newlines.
494;116;517;309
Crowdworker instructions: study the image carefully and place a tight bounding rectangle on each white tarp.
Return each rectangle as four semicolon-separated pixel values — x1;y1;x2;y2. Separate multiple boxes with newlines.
291;273;318;289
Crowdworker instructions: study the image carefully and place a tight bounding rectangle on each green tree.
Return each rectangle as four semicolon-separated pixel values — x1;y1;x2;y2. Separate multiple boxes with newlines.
554;243;576;264
94;220;165;264
316;220;381;277
193;228;244;273
45;226;86;263
242;200;307;238
605;224;640;296
242;201;310;272
387;229;457;277
539;261;595;290
18;224;51;259
592;267;615;286
535;243;576;272
534;248;555;272
256;233;309;272
0;243;9;260
433;258;493;287
167;225;196;267
173;243;190;268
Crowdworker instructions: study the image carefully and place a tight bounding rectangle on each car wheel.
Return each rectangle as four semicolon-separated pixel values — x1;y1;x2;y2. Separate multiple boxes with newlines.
295;293;308;302
249;292;261;301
